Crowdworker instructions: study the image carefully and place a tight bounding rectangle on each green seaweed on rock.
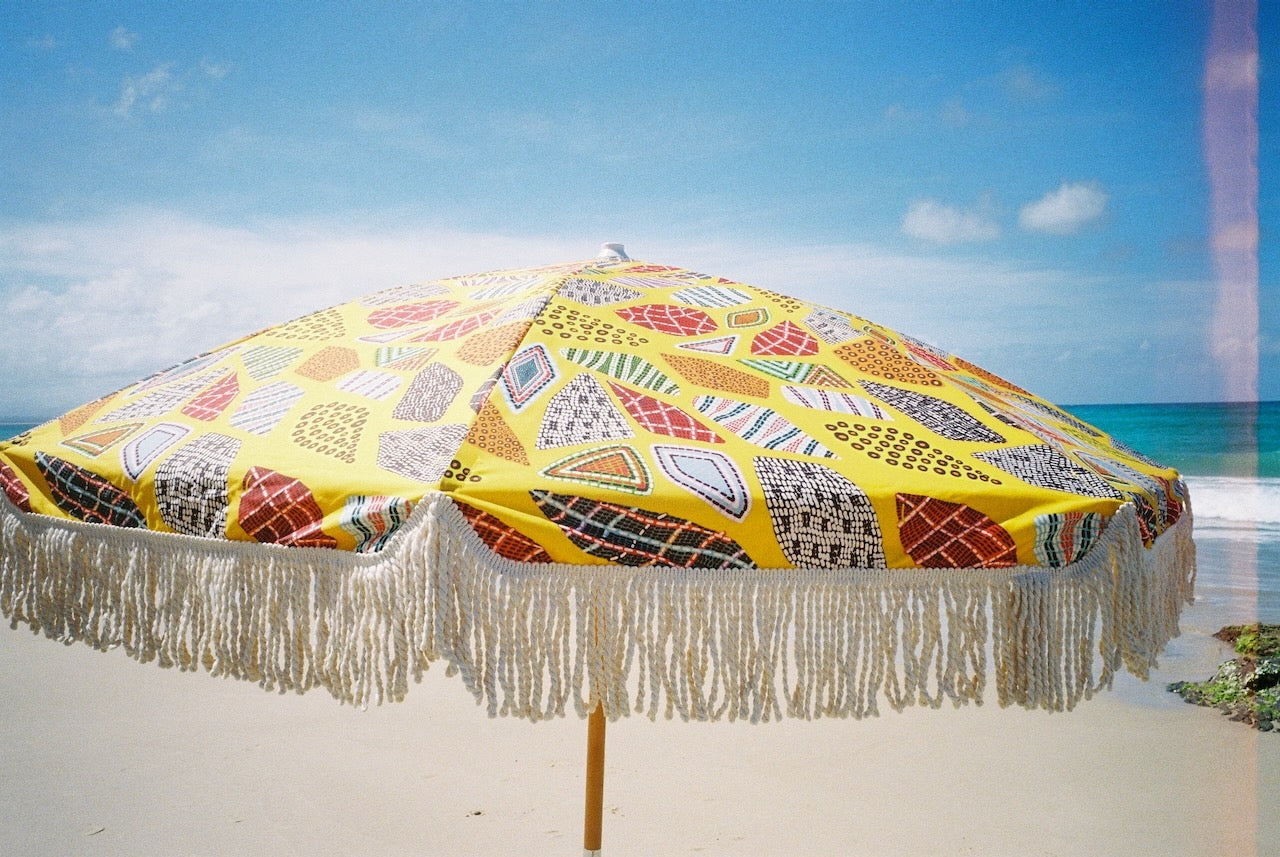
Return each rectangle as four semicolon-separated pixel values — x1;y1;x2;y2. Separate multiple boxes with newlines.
1167;624;1280;732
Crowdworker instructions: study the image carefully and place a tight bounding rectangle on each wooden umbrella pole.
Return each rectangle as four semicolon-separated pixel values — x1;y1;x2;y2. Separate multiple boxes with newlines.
583;702;606;855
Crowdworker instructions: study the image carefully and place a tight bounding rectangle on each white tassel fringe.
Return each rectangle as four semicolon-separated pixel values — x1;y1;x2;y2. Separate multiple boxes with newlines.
0;494;1195;722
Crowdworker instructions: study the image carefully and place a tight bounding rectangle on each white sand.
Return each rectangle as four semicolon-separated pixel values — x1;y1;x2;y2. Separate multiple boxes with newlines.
2;611;1276;857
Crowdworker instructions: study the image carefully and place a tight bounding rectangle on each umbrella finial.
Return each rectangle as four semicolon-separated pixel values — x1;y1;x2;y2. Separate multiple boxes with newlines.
596;242;629;261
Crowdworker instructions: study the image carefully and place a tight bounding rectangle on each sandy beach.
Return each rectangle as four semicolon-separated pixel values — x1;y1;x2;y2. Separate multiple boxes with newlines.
2;593;1276;857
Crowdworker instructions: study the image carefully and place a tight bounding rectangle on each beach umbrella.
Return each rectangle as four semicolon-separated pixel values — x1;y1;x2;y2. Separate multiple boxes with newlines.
0;244;1194;854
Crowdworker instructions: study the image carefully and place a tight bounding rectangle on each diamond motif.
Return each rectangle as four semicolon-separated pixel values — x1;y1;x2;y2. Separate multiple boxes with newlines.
500;344;558;411
725;307;769;328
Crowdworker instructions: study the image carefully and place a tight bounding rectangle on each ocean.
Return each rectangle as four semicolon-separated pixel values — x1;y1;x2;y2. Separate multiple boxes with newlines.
3;402;1276;693
1068;402;1280;697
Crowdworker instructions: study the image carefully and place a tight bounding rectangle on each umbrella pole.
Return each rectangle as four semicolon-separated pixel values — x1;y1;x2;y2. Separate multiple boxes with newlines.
583;702;606;855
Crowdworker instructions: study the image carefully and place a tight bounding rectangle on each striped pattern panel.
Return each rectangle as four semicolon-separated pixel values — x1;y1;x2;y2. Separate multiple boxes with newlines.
1033;511;1105;567
779;386;891;419
337;370;403;401
340;495;414;554
560;348;680;395
693;396;835;458
669;285;750;307
241;346;302;380
359;282;451;306
229;381;305;436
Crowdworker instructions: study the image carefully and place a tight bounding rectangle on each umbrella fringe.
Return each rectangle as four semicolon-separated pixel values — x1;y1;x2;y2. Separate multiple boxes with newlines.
426;496;1195;722
1;493;1194;721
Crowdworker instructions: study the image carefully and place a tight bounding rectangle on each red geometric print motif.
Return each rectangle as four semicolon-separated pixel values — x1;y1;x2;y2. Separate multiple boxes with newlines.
615;304;717;337
896;493;1016;568
409;309;502;342
750;321;819;356
457;501;552;563
0;459;31;511
182;372;240;421
904;342;956;373
238;466;337;549
366;300;460;328
606;381;723;443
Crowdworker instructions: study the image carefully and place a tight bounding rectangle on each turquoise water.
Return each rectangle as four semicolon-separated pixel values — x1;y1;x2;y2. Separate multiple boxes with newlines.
1069;401;1279;479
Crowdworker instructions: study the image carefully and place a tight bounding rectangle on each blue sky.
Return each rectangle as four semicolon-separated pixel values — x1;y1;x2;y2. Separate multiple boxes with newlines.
1;1;1270;418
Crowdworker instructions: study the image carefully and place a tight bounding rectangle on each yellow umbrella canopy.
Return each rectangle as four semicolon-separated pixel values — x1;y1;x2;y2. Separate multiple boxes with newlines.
0;246;1194;722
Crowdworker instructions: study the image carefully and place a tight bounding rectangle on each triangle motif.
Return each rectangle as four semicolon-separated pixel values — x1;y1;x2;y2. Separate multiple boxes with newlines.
677;335;739;355
804;365;854;388
541;445;652;494
61;423;144;457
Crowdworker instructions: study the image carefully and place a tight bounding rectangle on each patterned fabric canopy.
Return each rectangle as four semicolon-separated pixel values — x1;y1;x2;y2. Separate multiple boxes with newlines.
0;253;1195;721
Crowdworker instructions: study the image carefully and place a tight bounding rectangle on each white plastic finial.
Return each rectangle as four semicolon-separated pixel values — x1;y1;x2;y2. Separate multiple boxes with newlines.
596;242;629;261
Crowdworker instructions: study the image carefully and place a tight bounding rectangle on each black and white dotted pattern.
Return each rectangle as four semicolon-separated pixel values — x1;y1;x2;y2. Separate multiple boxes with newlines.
392;363;463;422
557;277;644;307
376;424;468;483
860;381;1006;444
753;457;887;569
973;445;1122;499
535;374;635;450
154;432;241;537
803;308;862;344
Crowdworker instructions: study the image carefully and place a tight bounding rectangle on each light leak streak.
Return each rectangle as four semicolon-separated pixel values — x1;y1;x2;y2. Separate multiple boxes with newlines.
1203;0;1259;404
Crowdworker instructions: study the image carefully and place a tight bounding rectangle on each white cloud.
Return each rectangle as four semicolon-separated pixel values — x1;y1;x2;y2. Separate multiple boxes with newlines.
999;65;1057;101
114;64;177;117
0;211;1215;415
28;35;58;51
901;200;999;244
1018;182;1107;234
110;26;138;51
0;212;585;414
201;59;230;79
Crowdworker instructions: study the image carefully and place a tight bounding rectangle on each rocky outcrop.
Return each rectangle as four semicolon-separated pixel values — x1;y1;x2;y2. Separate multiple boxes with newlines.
1168;623;1280;732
